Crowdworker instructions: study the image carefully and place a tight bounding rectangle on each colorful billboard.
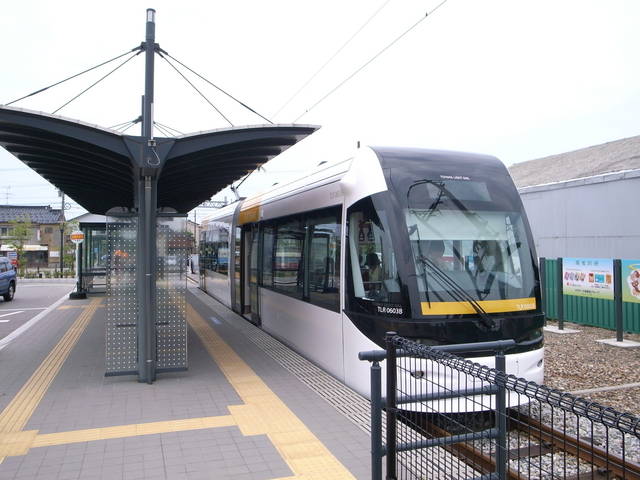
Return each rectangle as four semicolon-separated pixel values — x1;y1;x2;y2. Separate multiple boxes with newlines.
562;258;614;300
622;260;640;304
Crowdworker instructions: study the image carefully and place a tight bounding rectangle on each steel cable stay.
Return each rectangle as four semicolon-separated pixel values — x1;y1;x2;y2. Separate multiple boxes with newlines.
52;51;142;115
271;0;394;120
4;46;142;107
152;122;174;137
108;116;142;130
119;122;139;134
158;48;273;125
158;52;234;127
153;120;184;136
294;0;449;122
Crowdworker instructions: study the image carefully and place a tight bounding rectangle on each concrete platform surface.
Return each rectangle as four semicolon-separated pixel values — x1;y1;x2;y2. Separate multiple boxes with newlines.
0;284;371;480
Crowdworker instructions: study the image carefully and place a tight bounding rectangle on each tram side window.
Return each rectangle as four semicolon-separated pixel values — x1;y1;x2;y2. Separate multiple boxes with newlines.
262;225;275;287
306;208;341;312
272;217;305;298
200;220;230;276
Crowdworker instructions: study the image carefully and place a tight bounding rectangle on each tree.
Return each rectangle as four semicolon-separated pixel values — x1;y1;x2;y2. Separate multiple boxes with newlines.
62;221;79;275
7;215;33;275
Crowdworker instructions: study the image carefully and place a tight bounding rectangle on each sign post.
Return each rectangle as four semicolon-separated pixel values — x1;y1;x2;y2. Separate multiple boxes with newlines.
69;230;86;299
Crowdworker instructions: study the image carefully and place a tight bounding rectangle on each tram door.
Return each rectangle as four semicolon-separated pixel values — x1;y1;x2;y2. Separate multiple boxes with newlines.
242;224;261;325
232;225;242;314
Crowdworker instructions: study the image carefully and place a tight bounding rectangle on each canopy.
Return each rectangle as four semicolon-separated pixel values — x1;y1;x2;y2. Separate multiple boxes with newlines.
0;106;318;214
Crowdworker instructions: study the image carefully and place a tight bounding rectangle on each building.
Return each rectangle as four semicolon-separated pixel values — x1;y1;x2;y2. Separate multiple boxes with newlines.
509;135;640;259
0;205;66;268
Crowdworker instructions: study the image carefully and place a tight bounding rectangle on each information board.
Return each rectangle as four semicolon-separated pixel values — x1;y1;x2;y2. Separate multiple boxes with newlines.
622;260;640;304
562;257;614;300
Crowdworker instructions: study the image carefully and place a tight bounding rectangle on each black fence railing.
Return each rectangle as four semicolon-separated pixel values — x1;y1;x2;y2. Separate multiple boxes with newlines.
360;332;640;480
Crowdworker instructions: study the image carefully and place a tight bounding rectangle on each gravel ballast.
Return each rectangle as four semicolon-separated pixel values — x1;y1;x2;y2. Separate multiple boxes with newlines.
542;320;640;417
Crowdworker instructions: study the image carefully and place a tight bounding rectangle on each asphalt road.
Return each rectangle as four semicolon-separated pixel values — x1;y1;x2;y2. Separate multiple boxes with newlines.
0;280;75;341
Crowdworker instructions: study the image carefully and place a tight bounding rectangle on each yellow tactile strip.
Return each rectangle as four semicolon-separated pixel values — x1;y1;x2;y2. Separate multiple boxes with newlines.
0;297;102;460
32;415;236;448
187;304;356;480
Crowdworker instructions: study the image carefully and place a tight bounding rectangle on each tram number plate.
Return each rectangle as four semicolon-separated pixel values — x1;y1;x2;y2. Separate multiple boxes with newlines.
375;304;404;316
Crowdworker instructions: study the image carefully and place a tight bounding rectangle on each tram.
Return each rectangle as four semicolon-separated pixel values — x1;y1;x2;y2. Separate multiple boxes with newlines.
197;146;544;403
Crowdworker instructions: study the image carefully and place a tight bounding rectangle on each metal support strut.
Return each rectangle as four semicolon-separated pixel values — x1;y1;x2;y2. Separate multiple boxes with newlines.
137;8;159;384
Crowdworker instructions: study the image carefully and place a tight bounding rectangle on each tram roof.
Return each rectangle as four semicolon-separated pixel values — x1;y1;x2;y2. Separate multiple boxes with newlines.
0;106;318;214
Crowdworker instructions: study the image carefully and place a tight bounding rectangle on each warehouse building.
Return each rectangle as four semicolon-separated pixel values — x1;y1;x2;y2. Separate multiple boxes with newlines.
509;135;640;259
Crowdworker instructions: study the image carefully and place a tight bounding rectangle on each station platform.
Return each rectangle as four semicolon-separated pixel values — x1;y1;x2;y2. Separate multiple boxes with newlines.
0;283;372;480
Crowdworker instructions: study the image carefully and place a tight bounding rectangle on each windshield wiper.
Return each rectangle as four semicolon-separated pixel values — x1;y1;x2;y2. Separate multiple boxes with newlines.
418;255;496;330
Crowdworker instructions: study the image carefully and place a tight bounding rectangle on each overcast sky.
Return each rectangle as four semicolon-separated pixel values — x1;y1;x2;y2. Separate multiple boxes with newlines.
1;0;639;221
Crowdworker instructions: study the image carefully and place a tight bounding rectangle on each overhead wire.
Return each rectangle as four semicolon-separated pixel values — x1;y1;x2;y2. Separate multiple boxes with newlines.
272;0;393;120
4;46;141;107
52;51;142;115
158;49;273;124
294;0;449;122
158;52;234;127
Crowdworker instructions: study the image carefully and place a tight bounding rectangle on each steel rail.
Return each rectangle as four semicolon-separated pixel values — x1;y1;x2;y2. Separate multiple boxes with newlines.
509;410;640;480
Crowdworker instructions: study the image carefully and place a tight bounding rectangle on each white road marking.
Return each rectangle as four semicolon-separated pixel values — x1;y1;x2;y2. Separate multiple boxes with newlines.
0;311;23;321
0;307;47;312
0;288;73;351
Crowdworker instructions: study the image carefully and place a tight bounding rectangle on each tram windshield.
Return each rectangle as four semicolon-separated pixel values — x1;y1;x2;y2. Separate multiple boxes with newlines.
406;179;536;310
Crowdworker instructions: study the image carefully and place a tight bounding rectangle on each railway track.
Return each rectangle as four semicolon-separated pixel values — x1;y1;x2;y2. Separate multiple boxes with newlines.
407;410;640;479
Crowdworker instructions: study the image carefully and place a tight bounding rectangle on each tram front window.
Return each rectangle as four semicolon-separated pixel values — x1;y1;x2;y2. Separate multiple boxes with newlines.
348;197;401;304
406;179;536;308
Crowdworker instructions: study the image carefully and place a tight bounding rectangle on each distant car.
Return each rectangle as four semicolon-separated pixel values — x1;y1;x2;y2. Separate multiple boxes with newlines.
0;257;17;301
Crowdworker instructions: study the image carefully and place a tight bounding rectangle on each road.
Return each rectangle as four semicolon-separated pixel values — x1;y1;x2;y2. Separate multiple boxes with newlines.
0;279;74;341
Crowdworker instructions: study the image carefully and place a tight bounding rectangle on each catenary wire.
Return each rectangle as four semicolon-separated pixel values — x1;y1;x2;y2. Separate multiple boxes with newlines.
272;0;393;120
4;47;141;106
158;52;234;127
52;51;142;115
158;49;273;124
294;0;449;122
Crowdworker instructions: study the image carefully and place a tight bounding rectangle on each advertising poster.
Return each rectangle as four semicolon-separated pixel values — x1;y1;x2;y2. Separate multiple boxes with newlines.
562;258;614;300
622;260;640;304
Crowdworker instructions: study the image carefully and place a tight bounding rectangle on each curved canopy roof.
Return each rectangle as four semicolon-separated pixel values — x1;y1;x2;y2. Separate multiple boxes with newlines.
0;106;318;214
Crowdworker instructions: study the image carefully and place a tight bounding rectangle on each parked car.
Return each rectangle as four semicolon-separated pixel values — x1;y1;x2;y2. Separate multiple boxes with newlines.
0;257;17;301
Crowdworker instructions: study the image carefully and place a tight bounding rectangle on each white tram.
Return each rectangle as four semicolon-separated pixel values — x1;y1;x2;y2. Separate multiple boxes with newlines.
197;146;545;404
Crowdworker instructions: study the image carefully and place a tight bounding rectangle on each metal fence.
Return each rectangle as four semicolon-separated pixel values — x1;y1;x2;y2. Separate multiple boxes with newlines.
361;333;640;479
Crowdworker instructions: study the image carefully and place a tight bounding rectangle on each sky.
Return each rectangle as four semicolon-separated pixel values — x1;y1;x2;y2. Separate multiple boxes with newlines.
1;0;639;222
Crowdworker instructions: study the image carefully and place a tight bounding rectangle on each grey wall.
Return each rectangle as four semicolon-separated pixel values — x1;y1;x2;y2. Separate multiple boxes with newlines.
519;170;640;259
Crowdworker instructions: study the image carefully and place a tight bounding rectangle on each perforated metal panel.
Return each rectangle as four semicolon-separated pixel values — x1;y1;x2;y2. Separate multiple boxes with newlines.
156;217;188;370
105;218;139;375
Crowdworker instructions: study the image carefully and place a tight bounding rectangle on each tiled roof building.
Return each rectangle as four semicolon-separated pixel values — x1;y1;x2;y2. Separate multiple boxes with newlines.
0;205;64;224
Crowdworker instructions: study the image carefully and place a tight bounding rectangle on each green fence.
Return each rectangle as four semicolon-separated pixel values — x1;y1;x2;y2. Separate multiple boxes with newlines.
540;257;640;334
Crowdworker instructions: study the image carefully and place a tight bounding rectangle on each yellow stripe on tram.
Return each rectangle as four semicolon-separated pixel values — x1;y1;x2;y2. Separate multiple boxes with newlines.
421;297;537;315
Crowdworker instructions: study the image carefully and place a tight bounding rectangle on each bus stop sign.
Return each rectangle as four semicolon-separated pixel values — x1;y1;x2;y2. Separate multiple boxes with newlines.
70;231;85;244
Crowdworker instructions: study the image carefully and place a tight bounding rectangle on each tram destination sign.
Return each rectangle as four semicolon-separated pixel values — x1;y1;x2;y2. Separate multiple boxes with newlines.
562;258;614;300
